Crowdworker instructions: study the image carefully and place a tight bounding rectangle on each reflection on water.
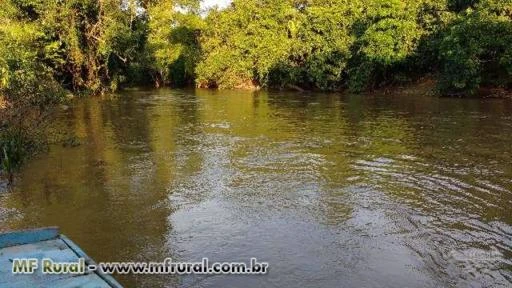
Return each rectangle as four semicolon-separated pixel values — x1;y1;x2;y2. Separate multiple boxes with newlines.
1;88;511;287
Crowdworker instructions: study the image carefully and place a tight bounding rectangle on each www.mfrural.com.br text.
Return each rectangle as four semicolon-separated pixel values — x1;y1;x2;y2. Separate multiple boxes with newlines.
11;257;269;275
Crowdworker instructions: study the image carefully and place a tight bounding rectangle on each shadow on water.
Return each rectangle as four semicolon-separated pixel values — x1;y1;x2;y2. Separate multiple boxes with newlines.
1;88;511;287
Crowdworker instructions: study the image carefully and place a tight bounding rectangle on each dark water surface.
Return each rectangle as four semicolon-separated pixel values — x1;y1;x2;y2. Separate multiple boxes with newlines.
1;89;511;287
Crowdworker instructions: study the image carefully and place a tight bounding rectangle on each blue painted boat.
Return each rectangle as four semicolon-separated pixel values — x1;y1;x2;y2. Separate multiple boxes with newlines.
0;227;123;288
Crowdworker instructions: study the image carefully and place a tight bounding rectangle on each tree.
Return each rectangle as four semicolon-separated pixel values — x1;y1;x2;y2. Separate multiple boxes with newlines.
438;0;512;95
146;0;202;87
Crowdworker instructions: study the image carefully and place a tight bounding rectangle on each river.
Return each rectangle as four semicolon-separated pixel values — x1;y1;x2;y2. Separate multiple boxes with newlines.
1;88;511;287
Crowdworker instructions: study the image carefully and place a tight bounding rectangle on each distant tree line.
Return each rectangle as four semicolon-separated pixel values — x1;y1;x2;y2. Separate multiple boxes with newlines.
1;0;511;100
197;0;512;95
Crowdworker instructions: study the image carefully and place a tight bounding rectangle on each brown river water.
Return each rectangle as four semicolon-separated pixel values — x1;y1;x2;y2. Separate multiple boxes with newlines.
1;88;511;287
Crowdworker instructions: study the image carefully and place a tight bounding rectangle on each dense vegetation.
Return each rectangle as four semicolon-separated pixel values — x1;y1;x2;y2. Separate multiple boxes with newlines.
198;0;512;94
1;0;512;179
1;0;511;98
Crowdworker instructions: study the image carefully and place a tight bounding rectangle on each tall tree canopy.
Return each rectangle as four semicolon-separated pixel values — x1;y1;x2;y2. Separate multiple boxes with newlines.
196;0;512;94
0;0;511;98
0;0;200;98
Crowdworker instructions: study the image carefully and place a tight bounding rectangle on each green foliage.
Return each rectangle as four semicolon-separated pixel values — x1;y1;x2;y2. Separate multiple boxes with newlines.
438;1;512;95
348;0;424;91
1;0;204;94
196;0;291;89
195;0;512;95
0;1;64;105
197;0;358;90
1;0;511;103
147;1;203;87
275;1;358;90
